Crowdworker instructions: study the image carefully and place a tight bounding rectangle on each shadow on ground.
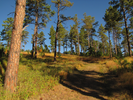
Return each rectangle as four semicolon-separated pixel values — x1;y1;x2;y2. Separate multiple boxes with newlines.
59;69;118;100
42;65;133;100
19;54;133;99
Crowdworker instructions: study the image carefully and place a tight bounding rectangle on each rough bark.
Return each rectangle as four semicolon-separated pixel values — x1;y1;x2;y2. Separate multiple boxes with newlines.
4;0;26;92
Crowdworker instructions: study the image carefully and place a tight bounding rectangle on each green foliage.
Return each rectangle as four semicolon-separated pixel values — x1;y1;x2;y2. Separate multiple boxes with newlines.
43;44;50;53
1;17;13;47
21;30;29;50
20;53;23;61
82;13;97;48
38;31;46;46
79;26;88;52
48;25;55;52
86;46;95;56
26;0;55;28
98;24;108;55
58;23;68;53
51;0;73;9
0;47;5;57
57;53;61;58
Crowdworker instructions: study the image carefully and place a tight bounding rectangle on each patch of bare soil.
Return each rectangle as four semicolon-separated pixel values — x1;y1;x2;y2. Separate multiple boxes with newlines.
31;84;101;100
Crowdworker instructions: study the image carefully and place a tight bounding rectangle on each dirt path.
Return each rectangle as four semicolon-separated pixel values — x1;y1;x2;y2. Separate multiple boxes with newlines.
28;64;118;100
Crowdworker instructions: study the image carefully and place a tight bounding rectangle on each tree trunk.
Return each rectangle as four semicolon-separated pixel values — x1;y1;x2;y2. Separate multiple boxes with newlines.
102;42;105;55
31;36;35;58
35;2;39;59
58;40;60;54
71;39;72;54
63;44;65;53
77;31;80;55
4;0;26;92
32;2;39;58
54;3;60;61
74;42;77;54
87;33;90;48
115;32;117;56
122;3;131;56
66;40;67;53
113;29;117;56
108;31;112;58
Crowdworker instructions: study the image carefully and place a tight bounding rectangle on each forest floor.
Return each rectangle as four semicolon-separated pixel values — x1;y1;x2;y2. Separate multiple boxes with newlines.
1;52;133;100
27;53;133;100
28;63;109;100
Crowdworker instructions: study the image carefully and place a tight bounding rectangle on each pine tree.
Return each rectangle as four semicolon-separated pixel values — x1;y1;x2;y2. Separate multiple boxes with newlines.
109;0;133;56
79;26;87;53
37;31;46;47
51;0;73;61
82;13;96;48
4;0;26;92
26;0;55;58
58;23;66;54
48;25;55;52
98;24;108;55
71;14;80;55
1;17;13;48
63;32;69;53
1;17;29;51
21;30;29;51
103;5;122;57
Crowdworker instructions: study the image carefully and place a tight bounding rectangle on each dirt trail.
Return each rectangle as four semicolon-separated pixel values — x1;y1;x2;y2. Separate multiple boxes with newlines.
29;64;116;100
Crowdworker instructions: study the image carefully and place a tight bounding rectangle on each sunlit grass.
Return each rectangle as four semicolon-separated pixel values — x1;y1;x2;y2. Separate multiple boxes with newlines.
0;52;133;100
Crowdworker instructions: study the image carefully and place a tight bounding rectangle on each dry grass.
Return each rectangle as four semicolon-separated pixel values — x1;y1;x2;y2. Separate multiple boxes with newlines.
1;52;132;100
105;60;119;69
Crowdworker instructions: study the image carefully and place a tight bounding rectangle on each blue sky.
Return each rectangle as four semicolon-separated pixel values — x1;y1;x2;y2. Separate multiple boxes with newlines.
0;0;111;52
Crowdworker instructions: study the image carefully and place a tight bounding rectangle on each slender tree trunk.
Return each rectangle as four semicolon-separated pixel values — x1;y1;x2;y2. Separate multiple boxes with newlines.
75;43;77;54
35;2;39;59
81;47;83;53
4;0;26;92
95;42;96;52
103;42;105;55
31;36;35;58
54;3;60;61
88;34;90;48
77;31;80;55
113;29;115;54
113;29;117;55
58;40;60;54
115;32;117;55
108;31;112;58
66;40;67;53
122;3;131;56
63;44;65;53
32;2;38;58
71;39;72;54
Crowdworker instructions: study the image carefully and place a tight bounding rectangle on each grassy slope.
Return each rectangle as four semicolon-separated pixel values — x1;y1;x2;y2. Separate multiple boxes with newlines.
0;52;133;100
